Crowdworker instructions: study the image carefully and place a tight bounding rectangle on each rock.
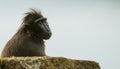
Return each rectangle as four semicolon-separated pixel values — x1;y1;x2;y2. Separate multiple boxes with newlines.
0;56;100;69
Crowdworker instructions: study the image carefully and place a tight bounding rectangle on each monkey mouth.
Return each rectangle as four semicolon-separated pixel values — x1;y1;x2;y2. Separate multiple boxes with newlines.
42;33;51;40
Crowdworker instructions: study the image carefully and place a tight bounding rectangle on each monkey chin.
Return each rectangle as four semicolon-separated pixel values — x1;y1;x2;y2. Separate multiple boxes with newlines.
43;35;51;40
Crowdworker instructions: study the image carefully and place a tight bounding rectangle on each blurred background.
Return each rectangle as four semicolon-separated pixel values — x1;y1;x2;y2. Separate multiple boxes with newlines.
0;0;120;69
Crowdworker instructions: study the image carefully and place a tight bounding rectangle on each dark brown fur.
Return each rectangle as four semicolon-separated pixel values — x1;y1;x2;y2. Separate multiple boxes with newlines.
1;9;51;57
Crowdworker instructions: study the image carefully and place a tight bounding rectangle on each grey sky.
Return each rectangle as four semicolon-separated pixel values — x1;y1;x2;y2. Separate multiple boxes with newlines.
0;0;120;69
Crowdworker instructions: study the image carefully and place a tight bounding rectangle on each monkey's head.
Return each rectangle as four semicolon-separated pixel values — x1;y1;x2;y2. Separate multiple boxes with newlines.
22;9;52;40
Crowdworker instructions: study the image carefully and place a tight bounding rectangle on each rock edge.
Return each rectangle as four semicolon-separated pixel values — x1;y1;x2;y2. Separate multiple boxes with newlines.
0;56;100;69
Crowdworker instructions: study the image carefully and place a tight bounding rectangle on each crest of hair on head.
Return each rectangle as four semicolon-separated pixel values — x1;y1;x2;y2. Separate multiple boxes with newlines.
19;8;43;30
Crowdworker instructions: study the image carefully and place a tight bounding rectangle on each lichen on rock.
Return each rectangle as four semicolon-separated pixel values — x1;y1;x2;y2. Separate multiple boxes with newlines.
0;56;100;69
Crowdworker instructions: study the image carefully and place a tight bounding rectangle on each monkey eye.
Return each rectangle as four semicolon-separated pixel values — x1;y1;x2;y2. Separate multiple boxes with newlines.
38;21;43;25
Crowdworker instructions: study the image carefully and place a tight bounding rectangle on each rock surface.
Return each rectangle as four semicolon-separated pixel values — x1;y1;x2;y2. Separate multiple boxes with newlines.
0;56;100;69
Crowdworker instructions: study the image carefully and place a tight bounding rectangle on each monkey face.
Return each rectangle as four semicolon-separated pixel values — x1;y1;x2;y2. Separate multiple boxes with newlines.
34;17;52;40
